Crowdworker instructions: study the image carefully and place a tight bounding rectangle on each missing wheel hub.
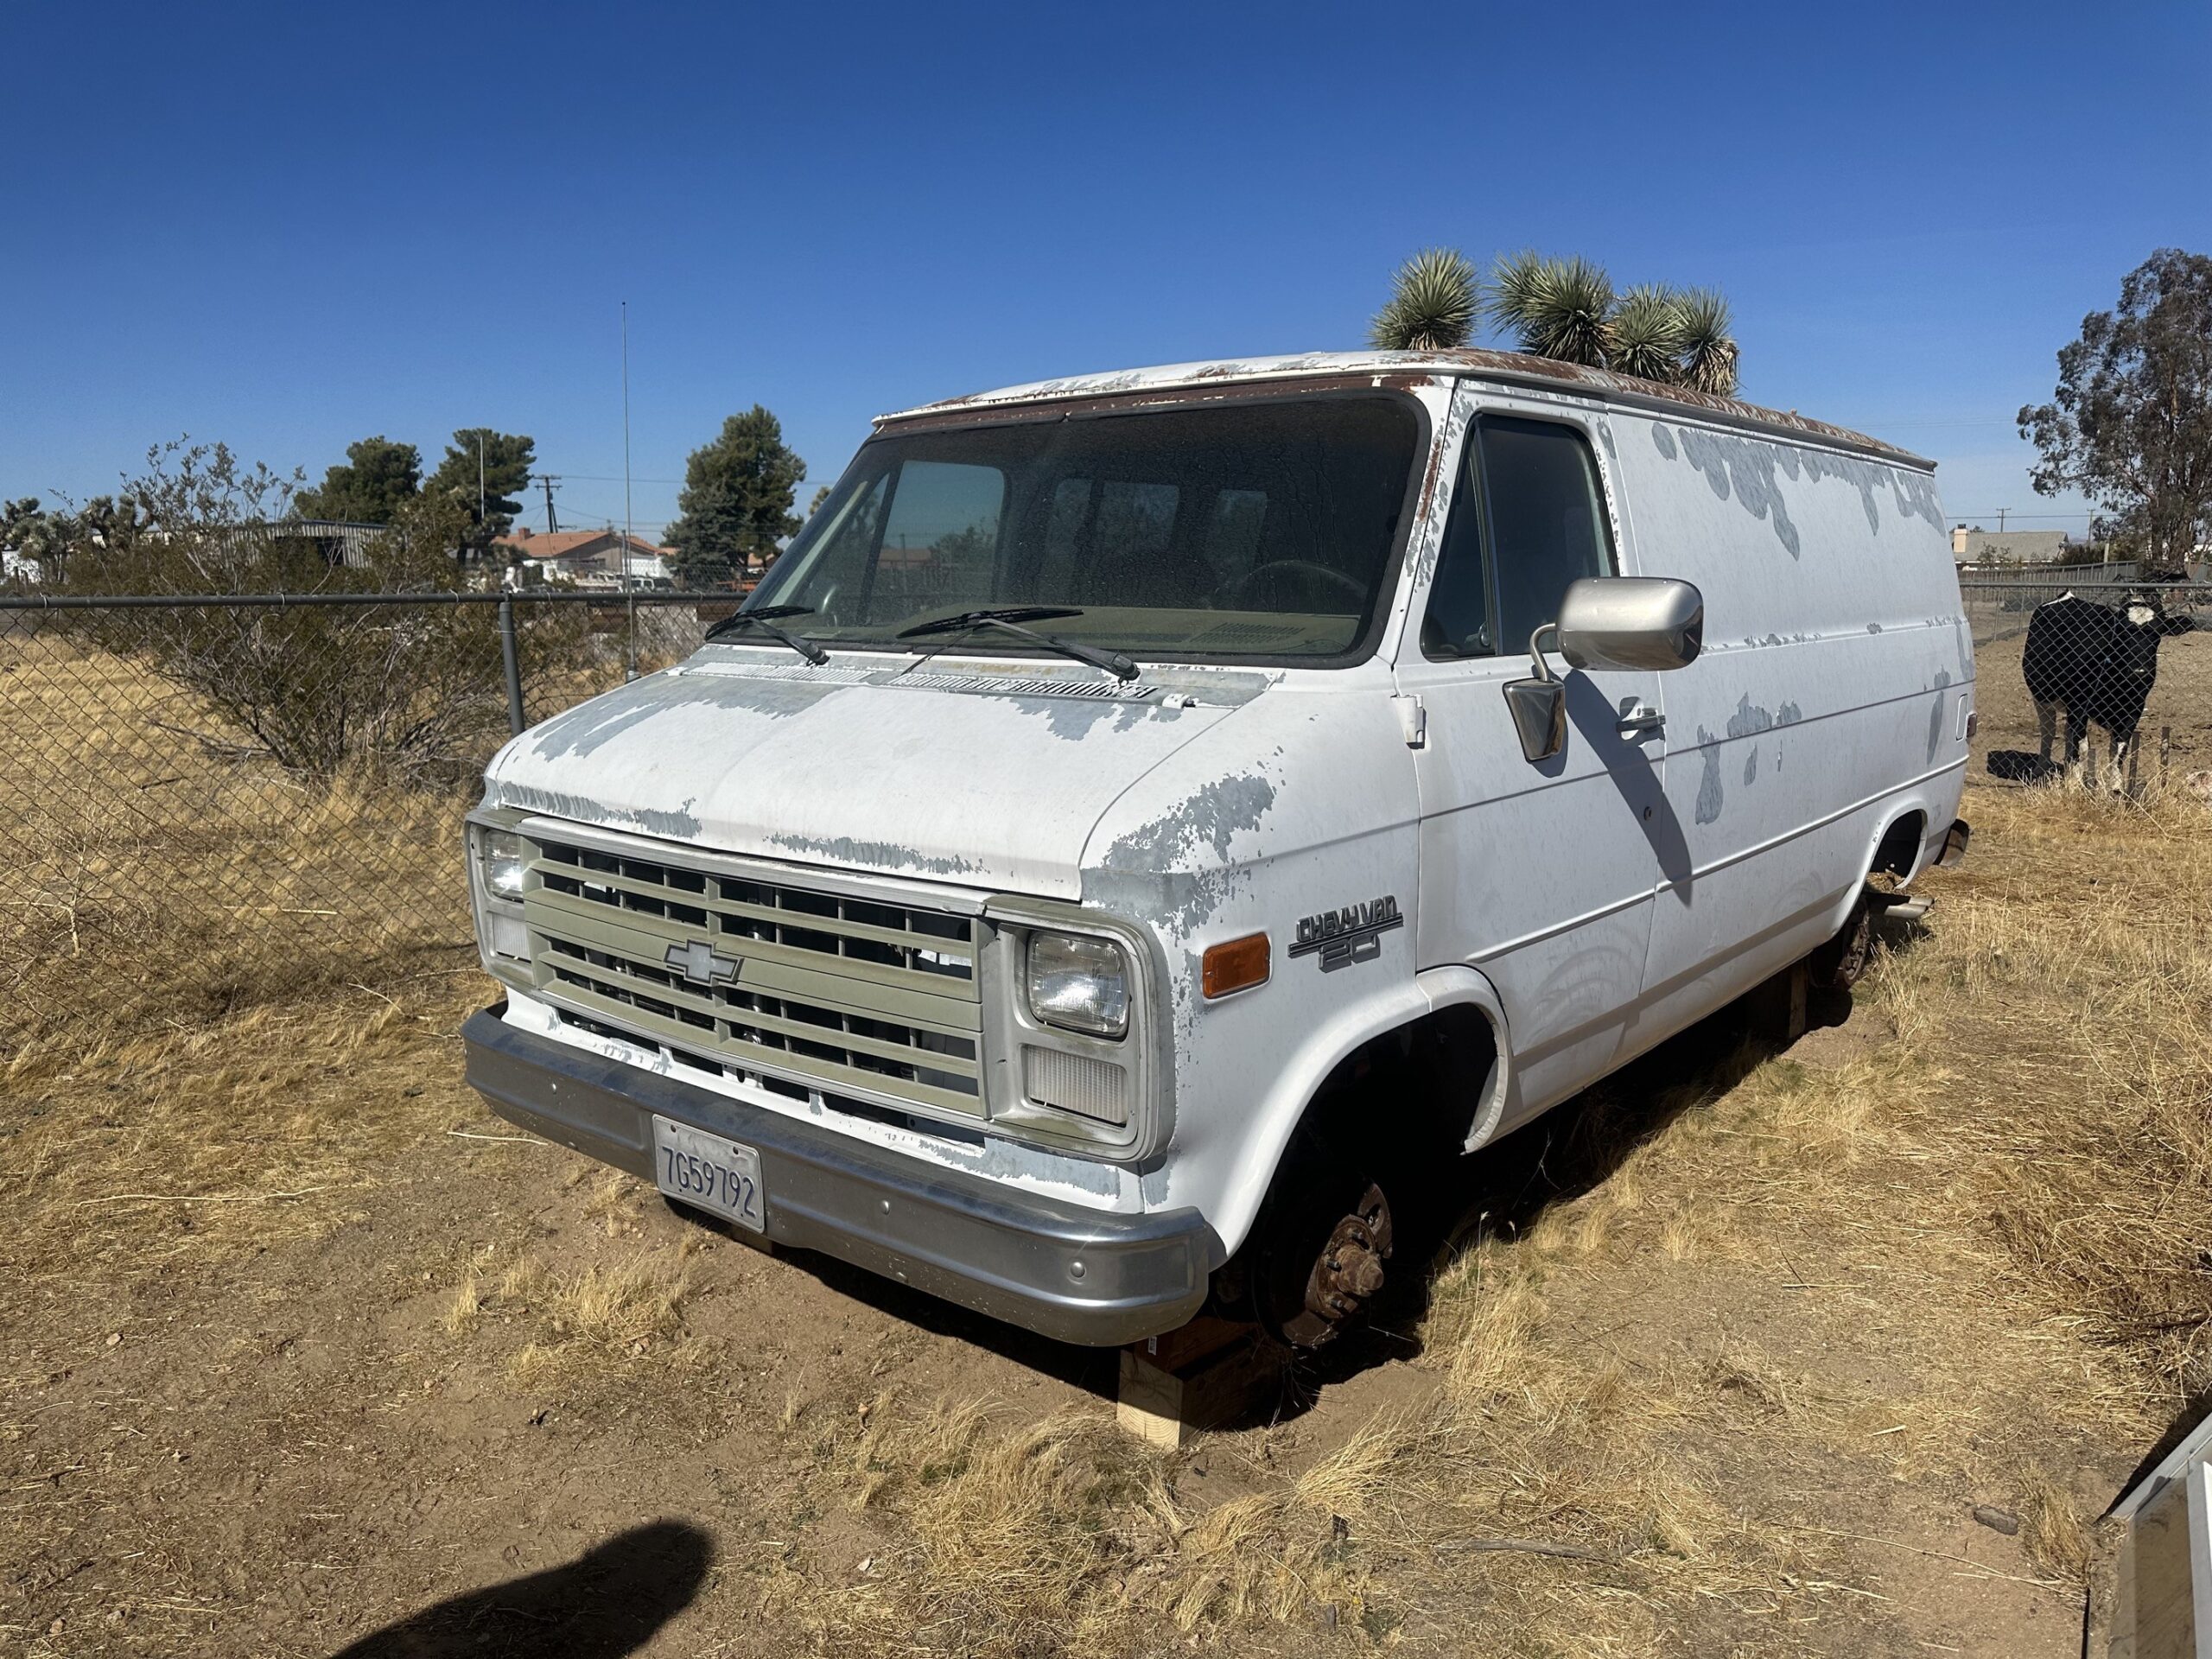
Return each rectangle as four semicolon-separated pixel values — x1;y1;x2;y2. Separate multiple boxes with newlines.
1276;1184;1394;1348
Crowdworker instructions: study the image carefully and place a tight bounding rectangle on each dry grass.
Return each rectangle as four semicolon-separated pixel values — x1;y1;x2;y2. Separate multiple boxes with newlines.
4;625;2209;1655
794;779;2212;1654
0;632;479;1054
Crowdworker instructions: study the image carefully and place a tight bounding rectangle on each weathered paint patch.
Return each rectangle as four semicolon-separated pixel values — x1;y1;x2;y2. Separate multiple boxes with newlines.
1743;746;1759;785
1726;695;1776;739
524;672;842;763
1676;426;1804;559
1777;701;1803;725
1095;772;1277;938
1694;727;1725;824
1650;423;1678;461
1670;423;1947;560
488;780;702;842
998;693;1163;741
1926;669;1953;763
766;832;982;879
1102;772;1275;872
1408;390;1476;588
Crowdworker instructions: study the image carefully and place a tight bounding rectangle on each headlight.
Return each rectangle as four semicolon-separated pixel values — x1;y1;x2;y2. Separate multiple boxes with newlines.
1026;931;1128;1039
480;829;528;902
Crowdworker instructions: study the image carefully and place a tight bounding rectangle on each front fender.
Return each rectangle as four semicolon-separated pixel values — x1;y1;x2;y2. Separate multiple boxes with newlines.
1186;961;1516;1259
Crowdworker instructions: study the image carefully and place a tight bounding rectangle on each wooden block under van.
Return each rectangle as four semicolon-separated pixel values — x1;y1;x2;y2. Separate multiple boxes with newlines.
1116;1324;1285;1450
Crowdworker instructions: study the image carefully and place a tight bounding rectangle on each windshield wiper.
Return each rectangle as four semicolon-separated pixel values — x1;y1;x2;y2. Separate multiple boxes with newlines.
702;604;829;665
894;607;1138;683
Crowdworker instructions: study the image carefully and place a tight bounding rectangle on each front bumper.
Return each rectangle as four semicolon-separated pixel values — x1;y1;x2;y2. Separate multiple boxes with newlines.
461;1007;1215;1346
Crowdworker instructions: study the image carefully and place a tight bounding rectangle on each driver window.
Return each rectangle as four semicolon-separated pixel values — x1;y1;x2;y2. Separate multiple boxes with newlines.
1421;444;1492;658
1483;417;1613;652
1421;415;1614;659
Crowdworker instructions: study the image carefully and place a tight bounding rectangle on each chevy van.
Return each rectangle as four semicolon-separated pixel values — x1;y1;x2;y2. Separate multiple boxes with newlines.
462;350;1972;1348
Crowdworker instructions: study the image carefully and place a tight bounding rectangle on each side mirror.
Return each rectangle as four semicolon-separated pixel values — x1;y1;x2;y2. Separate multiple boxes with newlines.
1502;674;1567;765
1499;577;1705;764
1554;576;1704;672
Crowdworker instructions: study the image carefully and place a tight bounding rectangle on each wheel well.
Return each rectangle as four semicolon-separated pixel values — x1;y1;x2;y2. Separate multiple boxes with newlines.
1871;811;1926;880
1298;1004;1501;1161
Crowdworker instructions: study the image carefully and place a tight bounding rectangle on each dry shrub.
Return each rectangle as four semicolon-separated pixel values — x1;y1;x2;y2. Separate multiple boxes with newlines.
0;633;480;1058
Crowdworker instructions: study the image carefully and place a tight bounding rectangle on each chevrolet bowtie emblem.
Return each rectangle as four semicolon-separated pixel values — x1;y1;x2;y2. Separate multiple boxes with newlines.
664;940;741;986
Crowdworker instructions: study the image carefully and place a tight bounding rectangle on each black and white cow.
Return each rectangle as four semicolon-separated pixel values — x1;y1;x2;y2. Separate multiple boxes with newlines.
2022;590;2197;785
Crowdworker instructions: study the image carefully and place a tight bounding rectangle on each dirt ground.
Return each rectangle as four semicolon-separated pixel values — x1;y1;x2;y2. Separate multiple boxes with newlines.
6;778;2209;1658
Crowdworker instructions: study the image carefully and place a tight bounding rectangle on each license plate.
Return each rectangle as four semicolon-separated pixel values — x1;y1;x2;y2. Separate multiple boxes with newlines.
651;1116;765;1233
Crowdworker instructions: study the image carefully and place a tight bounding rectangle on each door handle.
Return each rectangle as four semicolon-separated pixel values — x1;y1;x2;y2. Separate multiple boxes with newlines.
1617;703;1666;738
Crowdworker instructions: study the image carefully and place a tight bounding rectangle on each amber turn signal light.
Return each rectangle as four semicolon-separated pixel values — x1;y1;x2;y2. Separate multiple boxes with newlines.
1201;932;1270;1000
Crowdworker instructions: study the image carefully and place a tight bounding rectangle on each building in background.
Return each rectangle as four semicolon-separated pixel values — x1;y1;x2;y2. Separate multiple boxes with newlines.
1951;527;2073;565
498;527;673;589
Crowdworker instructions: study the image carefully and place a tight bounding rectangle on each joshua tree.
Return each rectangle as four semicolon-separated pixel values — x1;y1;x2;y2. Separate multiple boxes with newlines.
1604;285;1691;383
1490;251;1616;369
1672;288;1740;397
1370;248;1481;351
1373;248;1742;395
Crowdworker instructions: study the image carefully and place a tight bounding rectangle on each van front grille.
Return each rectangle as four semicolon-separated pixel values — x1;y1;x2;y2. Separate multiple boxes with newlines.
518;833;982;1116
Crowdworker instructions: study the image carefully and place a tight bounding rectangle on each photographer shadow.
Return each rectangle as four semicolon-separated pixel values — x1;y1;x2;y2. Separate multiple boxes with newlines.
327;1519;711;1659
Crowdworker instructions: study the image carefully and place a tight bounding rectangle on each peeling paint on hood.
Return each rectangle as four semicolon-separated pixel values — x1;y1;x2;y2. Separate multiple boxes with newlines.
482;658;1245;895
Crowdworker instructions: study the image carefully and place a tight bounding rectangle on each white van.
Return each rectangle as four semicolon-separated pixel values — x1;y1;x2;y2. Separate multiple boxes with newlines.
462;350;1972;1348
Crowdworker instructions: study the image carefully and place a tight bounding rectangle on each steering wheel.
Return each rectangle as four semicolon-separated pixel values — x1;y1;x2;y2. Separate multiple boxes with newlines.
1215;560;1366;611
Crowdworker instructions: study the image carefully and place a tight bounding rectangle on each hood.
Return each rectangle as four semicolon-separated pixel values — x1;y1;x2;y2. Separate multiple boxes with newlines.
484;653;1265;897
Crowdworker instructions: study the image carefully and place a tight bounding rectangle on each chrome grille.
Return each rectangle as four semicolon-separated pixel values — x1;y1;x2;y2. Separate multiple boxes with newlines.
518;833;982;1116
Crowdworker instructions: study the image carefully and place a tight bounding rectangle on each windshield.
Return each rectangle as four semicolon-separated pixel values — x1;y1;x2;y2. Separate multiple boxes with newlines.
747;394;1421;664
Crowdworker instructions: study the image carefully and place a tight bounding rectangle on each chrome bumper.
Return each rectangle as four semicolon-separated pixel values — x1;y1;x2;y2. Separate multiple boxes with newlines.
461;1007;1214;1347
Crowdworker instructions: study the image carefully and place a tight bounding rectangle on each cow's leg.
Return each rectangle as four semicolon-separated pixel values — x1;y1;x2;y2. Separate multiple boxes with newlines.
2035;698;2058;764
2109;726;2137;796
2062;709;2092;788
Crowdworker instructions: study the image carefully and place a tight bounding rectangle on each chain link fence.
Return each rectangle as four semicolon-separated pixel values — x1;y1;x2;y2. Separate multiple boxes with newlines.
3;581;2205;1046
1961;576;2212;792
0;592;739;1043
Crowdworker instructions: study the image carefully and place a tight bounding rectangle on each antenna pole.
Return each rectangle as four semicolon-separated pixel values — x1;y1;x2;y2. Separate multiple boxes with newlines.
622;300;637;680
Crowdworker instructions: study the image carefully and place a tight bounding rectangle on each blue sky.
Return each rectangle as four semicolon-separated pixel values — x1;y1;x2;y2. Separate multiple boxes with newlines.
5;1;2205;540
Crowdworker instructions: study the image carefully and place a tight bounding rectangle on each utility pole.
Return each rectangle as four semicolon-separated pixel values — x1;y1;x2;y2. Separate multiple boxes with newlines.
1997;506;2009;533
535;474;562;534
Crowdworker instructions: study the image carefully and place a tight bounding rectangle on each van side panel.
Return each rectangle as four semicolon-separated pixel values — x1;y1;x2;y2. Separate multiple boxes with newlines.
1611;413;1968;1051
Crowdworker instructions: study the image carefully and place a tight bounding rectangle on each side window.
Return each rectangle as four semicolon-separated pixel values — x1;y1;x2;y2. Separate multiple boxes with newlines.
1421;446;1492;658
1481;417;1613;652
1420;415;1614;660
866;460;1005;620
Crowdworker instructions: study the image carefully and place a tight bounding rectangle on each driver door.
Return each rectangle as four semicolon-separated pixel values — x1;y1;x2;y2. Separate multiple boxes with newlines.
1396;397;1675;1122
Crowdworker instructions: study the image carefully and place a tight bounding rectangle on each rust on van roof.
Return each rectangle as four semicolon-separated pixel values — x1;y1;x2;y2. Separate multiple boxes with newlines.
878;350;1935;471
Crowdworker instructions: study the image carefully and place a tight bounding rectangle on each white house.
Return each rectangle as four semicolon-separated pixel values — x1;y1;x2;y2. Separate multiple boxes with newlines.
498;528;674;589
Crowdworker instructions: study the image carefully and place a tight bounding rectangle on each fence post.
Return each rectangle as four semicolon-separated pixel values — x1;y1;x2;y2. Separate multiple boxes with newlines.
499;594;525;735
